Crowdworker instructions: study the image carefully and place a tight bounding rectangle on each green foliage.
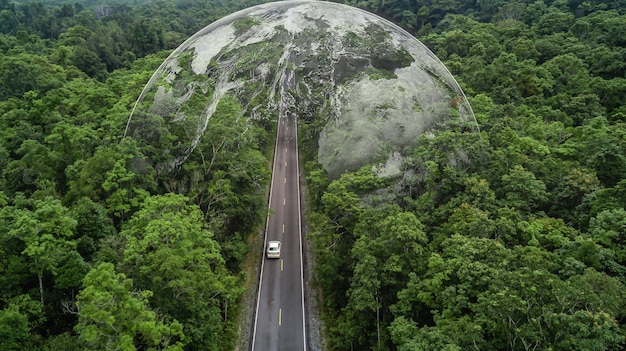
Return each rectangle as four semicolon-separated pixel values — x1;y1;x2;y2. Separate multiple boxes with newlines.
365;67;397;80
0;304;31;350
0;53;66;98
2;195;77;305
69;197;115;261
232;16;259;36
308;4;626;349
75;262;185;351
38;332;82;351
0;2;266;347
65;140;157;224
120;194;242;350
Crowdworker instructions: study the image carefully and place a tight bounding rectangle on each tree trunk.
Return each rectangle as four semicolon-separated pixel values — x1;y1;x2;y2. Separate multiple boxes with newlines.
34;258;44;306
38;271;44;306
376;295;380;350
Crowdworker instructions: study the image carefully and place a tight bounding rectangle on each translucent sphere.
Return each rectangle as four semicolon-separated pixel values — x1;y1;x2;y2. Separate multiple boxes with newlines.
125;0;477;178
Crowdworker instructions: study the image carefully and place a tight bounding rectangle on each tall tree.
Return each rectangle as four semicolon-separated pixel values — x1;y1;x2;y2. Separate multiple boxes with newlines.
120;194;241;350
74;262;185;351
5;196;77;306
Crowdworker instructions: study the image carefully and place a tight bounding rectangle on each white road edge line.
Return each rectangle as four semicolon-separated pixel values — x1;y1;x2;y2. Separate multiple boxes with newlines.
295;112;308;351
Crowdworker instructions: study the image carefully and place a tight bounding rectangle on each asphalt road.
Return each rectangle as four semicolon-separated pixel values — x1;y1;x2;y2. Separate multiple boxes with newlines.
251;66;306;351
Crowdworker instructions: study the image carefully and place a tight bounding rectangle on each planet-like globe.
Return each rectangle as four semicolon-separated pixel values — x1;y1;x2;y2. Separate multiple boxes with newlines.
125;0;477;179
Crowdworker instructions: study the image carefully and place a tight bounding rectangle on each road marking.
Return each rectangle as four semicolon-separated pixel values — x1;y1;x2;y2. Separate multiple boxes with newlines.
285;177;287;183
282;224;285;233
281;259;284;271
284;198;286;206
279;308;282;326
285;161;287;167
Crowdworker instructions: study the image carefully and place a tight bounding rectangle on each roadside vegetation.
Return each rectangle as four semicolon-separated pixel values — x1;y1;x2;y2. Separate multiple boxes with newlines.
307;0;626;350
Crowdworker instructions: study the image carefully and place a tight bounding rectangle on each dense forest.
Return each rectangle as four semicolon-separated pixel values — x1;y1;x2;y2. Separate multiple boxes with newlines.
0;1;273;350
0;0;625;350
308;0;626;350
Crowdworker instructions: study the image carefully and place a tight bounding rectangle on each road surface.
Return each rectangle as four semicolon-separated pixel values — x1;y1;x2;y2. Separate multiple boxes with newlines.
251;65;306;351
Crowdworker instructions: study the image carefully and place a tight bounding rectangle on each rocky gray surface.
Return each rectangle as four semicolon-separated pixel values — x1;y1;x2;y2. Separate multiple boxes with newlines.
126;0;477;178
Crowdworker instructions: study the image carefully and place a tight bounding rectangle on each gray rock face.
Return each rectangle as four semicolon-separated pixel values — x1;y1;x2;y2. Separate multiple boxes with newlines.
126;0;477;178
